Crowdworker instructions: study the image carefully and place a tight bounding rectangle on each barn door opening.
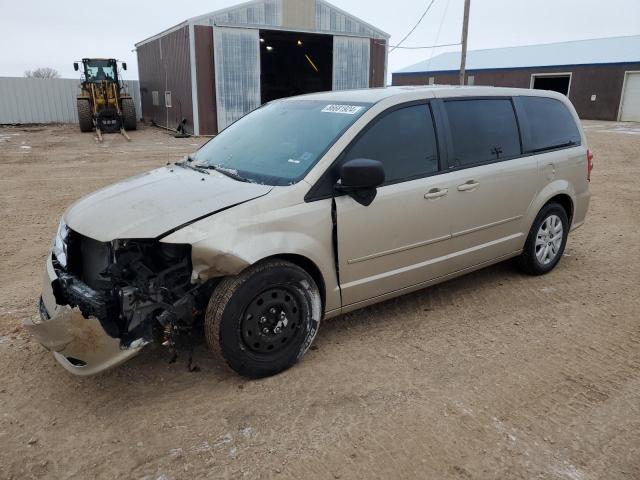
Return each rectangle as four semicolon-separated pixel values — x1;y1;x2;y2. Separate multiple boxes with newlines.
531;73;571;95
259;29;333;103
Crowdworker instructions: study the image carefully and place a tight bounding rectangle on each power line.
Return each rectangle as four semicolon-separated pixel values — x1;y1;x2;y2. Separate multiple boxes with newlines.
388;41;460;50
423;0;453;72
390;0;438;52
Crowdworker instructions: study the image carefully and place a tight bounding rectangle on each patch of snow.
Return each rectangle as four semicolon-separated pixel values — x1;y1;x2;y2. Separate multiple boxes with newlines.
551;462;586;480
168;447;183;458
215;165;239;176
214;433;233;446
605;126;640;135
492;417;518;444
192;441;211;453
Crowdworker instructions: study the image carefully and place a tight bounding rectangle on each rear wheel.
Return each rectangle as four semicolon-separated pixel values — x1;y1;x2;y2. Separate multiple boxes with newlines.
516;202;569;275
204;259;322;378
77;99;93;132
121;97;137;131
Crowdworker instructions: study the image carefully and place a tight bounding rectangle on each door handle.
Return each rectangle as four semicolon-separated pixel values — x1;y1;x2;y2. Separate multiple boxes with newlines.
457;180;480;192
424;188;448;199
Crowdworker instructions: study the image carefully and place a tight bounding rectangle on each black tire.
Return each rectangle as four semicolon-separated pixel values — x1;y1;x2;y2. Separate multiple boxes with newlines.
205;259;322;378
77;99;93;132
516;202;569;275
121;97;137;131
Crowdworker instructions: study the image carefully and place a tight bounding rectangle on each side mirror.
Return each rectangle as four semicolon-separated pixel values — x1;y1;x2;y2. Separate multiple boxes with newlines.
336;158;385;206
73;62;79;71
122;62;127;71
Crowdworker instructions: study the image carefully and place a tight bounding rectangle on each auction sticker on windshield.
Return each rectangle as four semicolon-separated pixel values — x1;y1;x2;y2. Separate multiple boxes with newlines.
321;104;364;114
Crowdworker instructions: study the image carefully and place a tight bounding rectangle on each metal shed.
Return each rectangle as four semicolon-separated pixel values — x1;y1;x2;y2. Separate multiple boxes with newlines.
135;0;389;135
392;35;640;122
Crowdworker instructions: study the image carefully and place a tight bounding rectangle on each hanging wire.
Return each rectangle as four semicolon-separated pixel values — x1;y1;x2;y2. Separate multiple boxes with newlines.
389;0;438;52
424;0;453;72
389;41;460;50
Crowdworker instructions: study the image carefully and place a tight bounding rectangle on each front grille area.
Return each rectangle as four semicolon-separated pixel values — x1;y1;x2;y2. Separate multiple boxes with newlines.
64;230;112;290
51;229;198;342
52;229;121;338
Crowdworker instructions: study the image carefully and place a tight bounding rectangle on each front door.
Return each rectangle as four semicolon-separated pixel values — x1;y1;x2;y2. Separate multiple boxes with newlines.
335;103;454;306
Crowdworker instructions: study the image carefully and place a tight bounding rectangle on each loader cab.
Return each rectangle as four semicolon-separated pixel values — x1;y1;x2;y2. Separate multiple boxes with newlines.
76;58;120;84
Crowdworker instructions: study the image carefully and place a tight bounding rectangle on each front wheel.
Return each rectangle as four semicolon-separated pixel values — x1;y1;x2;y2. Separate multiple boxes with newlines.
516;202;569;275
204;259;322;378
77;99;93;132
121;97;137;131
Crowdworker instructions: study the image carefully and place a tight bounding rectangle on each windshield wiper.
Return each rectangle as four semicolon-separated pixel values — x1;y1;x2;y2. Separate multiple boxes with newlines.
205;164;250;183
175;155;209;175
175;160;209;175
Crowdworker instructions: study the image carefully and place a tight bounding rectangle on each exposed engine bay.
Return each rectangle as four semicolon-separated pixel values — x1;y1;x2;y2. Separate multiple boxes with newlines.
51;227;215;352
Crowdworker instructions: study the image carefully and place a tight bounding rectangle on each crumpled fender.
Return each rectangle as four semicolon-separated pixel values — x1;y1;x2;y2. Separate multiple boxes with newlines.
162;187;341;313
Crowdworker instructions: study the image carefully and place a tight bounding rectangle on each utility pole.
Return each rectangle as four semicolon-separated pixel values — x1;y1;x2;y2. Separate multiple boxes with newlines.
459;0;471;85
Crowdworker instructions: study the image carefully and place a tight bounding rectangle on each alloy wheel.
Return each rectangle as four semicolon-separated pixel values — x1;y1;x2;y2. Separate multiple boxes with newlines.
535;214;563;265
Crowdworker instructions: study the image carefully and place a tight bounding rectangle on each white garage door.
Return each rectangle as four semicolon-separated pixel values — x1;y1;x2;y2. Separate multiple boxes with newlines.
620;72;640;122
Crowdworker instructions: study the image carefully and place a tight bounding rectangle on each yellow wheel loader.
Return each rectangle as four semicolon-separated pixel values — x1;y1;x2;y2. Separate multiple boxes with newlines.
74;58;136;139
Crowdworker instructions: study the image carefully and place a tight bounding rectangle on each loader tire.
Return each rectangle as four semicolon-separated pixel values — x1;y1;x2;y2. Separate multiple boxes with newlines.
77;99;93;132
121;98;137;131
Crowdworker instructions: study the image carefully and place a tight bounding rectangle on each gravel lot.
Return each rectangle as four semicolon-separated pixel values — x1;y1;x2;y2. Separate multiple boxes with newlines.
1;122;639;480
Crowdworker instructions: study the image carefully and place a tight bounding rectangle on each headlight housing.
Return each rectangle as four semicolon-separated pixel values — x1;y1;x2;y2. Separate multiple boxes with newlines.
52;218;69;268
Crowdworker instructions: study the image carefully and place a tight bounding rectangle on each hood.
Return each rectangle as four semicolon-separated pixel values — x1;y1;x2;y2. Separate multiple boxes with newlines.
64;166;272;242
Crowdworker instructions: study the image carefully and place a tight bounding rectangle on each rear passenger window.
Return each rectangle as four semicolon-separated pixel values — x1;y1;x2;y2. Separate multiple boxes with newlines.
516;96;581;152
343;104;439;184
444;99;521;167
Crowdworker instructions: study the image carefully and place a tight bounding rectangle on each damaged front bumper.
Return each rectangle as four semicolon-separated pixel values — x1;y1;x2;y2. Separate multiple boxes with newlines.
23;253;146;376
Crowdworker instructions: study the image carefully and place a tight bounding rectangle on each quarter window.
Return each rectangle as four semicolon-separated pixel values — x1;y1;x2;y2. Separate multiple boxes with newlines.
343;104;439;184
517;96;581;152
444;99;521;167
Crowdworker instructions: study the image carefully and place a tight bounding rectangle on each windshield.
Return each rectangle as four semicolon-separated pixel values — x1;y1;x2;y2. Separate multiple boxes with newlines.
85;60;116;82
192;100;370;185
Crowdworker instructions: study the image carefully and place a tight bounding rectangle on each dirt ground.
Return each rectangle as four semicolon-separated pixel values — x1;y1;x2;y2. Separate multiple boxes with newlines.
0;122;639;480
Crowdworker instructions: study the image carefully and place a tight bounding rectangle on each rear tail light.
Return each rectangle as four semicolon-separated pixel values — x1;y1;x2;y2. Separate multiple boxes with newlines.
587;149;594;182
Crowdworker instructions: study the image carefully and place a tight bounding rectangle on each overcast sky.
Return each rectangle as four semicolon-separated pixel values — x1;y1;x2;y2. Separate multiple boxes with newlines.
1;0;639;81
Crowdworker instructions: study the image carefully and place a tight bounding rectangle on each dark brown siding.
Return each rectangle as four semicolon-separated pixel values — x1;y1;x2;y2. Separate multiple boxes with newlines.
392;62;640;120
136;25;193;132
369;39;386;88
194;25;217;135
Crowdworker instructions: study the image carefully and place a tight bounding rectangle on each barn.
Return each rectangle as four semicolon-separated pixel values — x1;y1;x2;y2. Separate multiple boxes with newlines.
392;35;640;122
135;0;389;135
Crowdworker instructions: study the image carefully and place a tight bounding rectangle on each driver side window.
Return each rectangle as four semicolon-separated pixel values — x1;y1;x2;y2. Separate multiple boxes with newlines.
343;104;439;185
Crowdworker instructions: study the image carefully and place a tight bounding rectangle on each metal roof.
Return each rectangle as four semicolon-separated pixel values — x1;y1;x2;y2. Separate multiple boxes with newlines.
396;35;640;74
136;0;389;48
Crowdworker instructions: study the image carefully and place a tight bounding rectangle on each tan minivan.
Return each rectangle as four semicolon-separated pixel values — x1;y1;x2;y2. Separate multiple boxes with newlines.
26;86;592;378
